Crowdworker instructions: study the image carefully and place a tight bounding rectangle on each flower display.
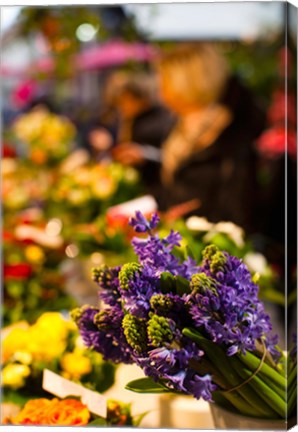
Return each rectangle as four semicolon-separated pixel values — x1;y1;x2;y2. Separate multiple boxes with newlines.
48;162;140;224
1;312;116;403
2;158;52;212
3;396;146;426
3;222;76;326
73;212;296;420
12;107;76;164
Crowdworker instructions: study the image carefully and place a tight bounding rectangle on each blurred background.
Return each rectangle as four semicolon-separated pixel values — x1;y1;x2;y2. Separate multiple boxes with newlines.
1;3;297;427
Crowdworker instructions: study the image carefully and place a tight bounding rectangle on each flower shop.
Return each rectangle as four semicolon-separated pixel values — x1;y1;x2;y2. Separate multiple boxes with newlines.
1;3;297;430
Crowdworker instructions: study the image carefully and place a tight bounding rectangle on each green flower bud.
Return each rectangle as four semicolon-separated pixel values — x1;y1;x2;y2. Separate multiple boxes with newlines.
70;307;83;325
147;314;174;347
202;244;219;261
94;310;110;331
122;314;147;352
210;251;227;274
118;262;142;290
70;305;96;325
150;294;174;314
202;245;227;274
92;265;111;286
190;273;218;295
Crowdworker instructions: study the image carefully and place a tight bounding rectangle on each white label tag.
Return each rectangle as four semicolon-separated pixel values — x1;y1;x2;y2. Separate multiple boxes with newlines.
107;195;158;217
42;369;107;418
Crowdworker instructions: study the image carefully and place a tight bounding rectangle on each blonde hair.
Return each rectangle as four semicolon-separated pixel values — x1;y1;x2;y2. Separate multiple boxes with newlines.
157;43;230;107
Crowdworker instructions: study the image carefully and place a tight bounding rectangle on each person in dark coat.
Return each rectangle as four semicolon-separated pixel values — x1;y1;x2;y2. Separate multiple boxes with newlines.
156;43;266;233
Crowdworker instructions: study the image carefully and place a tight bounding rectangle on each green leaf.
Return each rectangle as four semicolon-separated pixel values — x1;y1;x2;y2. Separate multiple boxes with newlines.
133;410;151;426
160;272;176;294
125;377;171;393
175;275;190;295
88;417;108;426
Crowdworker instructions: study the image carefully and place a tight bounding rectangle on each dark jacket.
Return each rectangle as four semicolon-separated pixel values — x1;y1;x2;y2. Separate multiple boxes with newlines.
160;76;266;233
131;104;177;196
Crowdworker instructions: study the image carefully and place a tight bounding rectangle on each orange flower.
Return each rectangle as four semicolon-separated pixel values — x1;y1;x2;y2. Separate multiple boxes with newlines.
11;398;53;425
46;399;90;426
30;149;48;164
8;398;90;426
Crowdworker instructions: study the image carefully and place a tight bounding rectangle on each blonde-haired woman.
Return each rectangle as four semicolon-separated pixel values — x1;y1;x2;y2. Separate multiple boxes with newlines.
157;43;265;232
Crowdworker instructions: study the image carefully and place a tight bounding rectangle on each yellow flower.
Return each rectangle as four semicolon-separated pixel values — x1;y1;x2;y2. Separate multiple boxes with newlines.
25;313;70;361
60;352;92;379
1;364;31;388
13;351;32;365
2;328;29;363
26;330;67;362
92;176;116;199
34;312;70;339
24;245;45;264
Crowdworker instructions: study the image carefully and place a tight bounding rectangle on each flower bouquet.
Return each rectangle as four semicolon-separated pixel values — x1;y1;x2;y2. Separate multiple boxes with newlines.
1;312;115;406
72;212;296;425
3;396;144;426
12;107;76;165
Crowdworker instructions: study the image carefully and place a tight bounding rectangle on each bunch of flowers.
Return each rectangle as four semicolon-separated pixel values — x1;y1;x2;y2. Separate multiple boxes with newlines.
1;312;115;404
48;162;140;224
2;158;52;212
3;220;76;326
12;107;76;164
3;396;145;427
73;212;295;420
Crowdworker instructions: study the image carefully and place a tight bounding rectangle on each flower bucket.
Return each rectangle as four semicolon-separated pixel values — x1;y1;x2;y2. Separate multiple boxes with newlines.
209;403;296;430
159;394;214;429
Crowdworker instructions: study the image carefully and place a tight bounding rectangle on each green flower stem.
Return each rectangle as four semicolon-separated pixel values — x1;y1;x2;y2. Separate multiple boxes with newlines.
238;350;286;389
259;373;286;400
196;358;273;417
222;391;263;417
287;383;297;416
183;328;283;418
287;364;297;390
183;328;273;417
230;357;286;418
212;391;235;411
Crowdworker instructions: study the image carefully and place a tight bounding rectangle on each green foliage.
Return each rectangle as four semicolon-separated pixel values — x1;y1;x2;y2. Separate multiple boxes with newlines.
125;377;172;393
160;272;190;296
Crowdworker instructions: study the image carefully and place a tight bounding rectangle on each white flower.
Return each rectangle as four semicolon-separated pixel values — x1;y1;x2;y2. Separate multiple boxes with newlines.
244;252;268;275
205;221;245;248
186;216;214;232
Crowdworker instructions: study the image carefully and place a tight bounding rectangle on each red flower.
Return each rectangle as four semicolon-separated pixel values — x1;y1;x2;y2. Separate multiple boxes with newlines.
4;263;33;279
2;143;17;158
257;127;297;159
267;90;296;126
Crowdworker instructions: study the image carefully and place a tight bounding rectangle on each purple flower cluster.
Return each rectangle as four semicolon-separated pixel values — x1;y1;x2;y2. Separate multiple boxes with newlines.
187;247;279;358
129;211;199;279
72;212;279;401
